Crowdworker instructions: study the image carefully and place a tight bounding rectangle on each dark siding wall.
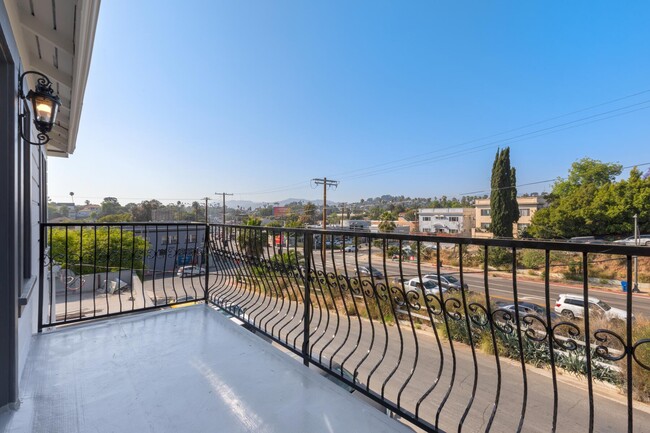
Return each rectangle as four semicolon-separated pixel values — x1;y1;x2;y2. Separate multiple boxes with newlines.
0;1;45;409
0;7;19;406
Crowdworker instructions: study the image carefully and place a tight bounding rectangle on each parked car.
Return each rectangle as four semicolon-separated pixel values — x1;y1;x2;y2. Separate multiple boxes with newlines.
614;235;650;246
355;266;384;279
177;266;206;278
343;245;357;252
422;273;468;291
566;236;612;245
496;301;559;322
554;294;630;321
405;278;447;295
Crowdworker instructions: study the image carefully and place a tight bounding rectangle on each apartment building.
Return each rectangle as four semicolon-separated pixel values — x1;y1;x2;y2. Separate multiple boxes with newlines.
472;195;547;238
418;208;474;235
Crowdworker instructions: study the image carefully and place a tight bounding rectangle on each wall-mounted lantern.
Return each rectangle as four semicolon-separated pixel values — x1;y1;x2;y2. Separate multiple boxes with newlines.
18;71;61;145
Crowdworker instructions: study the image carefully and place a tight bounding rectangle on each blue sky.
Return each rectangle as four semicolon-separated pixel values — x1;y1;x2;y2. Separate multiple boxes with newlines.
48;1;650;205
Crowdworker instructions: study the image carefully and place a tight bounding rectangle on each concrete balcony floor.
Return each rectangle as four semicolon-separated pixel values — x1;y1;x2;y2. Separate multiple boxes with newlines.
0;305;412;433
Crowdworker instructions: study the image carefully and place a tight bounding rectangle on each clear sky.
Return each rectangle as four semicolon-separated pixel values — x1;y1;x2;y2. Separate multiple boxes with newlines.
48;1;650;206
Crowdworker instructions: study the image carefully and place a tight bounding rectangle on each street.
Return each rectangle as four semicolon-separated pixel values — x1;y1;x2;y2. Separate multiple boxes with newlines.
318;250;650;317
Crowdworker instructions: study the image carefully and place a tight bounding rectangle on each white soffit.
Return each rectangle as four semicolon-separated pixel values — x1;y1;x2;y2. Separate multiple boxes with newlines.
5;0;100;157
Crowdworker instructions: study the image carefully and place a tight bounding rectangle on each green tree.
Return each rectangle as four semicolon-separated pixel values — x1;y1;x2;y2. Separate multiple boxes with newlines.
285;220;304;229
237;218;267;257
130;200;162;221
191;201;201;221
368;206;384;220
47;203;64;219
378;212;396;233
97;213;133;223
403;209;418;222
527;159;640;239
490;148;518;237
302;202;317;224
257;205;274;217
49;227;149;275
328;213;341;225
100;197;123;217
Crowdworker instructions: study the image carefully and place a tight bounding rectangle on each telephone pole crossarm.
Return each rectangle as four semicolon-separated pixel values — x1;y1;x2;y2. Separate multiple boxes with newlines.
311;178;339;266
215;192;234;227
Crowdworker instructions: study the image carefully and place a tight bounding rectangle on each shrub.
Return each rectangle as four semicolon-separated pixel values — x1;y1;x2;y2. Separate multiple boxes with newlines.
488;247;513;270
519;250;546;270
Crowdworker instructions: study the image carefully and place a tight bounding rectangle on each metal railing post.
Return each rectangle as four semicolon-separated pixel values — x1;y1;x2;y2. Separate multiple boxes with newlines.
204;224;210;302
302;231;313;367
37;223;45;332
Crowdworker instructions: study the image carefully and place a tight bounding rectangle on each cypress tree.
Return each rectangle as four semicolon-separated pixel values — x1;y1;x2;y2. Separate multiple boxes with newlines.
490;147;518;237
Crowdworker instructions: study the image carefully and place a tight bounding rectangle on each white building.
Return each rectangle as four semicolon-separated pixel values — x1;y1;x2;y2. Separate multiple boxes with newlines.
418;208;474;235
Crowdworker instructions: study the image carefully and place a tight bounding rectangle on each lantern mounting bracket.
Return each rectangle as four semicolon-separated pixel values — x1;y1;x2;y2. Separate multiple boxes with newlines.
18;70;61;146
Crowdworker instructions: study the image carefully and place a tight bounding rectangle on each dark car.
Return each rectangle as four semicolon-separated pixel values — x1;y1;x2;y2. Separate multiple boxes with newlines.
355;266;384;279
497;301;559;322
422;273;468;291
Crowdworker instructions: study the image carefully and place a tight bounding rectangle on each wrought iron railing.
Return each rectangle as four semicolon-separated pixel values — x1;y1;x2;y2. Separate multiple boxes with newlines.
207;224;650;433
39;223;211;327
39;222;650;432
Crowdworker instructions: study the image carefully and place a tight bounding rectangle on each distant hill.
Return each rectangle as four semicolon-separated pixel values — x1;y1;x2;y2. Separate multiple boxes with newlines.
225;198;333;209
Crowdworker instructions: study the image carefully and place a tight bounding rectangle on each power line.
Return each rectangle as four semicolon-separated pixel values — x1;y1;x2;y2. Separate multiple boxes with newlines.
460;162;650;196
226;88;650;197
337;99;650;182
332;89;650;179
233;181;312;196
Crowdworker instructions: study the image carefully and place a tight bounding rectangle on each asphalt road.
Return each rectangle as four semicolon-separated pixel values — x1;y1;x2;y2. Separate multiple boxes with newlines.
318;251;650;317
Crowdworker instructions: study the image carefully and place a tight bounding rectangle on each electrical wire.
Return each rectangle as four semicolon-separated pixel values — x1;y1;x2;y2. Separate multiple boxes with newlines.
461;162;650;195
331;89;650;178
233;89;650;195
337;100;650;182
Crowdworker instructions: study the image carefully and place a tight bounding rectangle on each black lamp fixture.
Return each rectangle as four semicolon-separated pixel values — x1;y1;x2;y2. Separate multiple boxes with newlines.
18;71;62;145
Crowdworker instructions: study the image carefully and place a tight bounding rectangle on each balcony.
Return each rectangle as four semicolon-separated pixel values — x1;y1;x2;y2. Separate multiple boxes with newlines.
1;305;409;433
3;222;650;432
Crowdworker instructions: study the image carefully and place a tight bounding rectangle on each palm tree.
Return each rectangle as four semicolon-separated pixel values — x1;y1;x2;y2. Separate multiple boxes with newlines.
378;211;396;233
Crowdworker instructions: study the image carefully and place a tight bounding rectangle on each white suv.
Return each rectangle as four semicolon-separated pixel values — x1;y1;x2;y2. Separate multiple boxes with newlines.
554;294;629;321
614;235;650;246
405;278;447;295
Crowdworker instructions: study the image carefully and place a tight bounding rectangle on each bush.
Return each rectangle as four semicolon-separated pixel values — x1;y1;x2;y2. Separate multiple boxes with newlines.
488;247;513;270
519;250;546;270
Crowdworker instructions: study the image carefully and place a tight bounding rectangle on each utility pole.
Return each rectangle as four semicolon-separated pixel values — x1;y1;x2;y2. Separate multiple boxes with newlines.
634;214;639;292
311;178;339;265
215;192;234;241
215;192;234;225
202;197;211;223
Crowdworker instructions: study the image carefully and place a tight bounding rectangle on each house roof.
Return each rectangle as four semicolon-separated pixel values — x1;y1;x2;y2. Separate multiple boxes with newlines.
5;0;101;157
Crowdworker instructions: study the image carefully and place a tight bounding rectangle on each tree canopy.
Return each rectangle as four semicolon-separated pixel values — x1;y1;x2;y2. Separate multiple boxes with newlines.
49;227;149;275
237;218;267;257
528;159;648;238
